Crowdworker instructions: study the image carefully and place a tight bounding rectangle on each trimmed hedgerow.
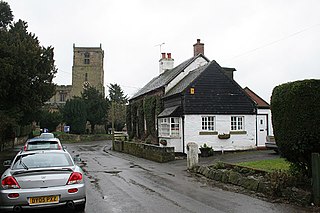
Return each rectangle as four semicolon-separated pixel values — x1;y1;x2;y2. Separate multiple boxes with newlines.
271;79;320;177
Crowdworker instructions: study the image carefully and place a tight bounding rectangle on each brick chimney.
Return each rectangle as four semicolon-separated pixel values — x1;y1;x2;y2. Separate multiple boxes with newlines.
193;39;204;56
159;53;174;74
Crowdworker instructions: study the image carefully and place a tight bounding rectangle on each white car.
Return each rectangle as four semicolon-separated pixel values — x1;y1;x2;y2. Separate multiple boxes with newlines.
39;133;55;139
23;137;63;151
0;150;86;212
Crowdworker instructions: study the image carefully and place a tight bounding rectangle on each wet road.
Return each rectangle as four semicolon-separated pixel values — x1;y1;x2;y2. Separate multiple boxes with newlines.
0;141;316;213
66;141;314;213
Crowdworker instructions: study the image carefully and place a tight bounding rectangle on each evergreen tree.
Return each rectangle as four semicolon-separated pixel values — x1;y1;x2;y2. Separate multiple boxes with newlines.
81;86;108;133
0;0;13;29
0;1;56;145
38;109;63;132
107;84;127;131
108;83;128;104
62;98;87;134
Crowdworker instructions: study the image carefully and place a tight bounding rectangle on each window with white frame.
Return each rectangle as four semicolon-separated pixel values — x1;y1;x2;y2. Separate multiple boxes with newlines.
231;116;244;131
159;117;180;137
170;117;180;137
202;116;215;131
159;118;170;137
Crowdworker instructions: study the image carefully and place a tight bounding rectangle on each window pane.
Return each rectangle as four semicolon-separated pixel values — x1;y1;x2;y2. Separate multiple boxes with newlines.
231;116;244;130
201;116;215;131
170;117;179;137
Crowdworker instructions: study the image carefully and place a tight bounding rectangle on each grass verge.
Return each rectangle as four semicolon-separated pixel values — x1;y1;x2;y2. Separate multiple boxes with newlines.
236;158;290;172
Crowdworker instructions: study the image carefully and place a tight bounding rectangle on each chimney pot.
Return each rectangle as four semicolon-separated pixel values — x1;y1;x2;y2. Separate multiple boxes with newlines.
161;53;166;59
167;53;171;59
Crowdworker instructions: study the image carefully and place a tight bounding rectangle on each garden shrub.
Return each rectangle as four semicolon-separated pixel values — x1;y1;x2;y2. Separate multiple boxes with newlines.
271;79;320;177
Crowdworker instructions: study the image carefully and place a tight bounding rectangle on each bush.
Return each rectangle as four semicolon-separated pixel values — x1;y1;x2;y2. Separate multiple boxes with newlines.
271;79;320;177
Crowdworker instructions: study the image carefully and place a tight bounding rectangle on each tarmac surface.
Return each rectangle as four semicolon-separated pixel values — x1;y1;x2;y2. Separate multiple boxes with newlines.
1;142;318;213
0;145;279;178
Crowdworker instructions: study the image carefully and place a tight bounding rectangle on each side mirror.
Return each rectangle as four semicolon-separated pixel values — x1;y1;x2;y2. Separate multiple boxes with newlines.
3;160;12;167
63;145;67;150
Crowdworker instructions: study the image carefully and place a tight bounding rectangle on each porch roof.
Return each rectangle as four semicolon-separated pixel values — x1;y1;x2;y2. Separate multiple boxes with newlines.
158;106;181;118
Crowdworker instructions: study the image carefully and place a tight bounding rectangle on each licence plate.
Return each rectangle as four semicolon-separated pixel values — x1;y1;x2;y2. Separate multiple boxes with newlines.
29;195;59;205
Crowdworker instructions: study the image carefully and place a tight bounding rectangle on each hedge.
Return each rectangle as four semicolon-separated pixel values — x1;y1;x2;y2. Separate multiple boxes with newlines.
271;79;320;177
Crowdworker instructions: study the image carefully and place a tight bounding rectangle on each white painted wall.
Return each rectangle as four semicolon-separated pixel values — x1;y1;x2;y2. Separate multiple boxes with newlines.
165;57;208;93
159;59;174;74
184;114;256;153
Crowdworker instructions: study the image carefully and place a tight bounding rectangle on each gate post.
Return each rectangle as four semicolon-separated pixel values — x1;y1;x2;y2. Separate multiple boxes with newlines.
312;153;320;206
187;142;198;170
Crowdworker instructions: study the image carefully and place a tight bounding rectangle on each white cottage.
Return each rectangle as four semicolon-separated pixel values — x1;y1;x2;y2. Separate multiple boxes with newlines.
129;39;273;153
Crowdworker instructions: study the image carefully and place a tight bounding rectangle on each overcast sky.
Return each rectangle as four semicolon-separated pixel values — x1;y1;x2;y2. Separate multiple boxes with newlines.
6;0;320;102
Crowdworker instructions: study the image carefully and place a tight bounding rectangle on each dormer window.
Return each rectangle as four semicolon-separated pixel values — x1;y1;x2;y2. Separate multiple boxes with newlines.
84;52;90;64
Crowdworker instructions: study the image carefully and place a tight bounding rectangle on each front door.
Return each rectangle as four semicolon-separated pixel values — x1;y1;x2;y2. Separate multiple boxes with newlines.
257;115;268;147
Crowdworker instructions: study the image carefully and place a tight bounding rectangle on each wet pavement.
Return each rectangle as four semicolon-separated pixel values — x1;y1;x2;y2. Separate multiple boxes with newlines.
0;141;318;213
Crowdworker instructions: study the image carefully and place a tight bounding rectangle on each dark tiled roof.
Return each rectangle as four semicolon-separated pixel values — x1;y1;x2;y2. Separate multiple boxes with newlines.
130;54;209;100
164;60;256;114
164;63;210;97
244;87;270;109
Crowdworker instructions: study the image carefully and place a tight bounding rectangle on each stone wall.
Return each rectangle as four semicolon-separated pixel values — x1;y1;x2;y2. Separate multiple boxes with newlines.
190;163;311;206
57;134;112;142
113;141;175;163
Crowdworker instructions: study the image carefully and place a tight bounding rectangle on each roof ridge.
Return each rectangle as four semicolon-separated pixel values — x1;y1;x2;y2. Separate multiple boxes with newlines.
130;54;209;100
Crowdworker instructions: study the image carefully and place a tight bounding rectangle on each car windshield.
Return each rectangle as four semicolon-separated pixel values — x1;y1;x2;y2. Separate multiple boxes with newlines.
27;141;59;150
12;152;73;170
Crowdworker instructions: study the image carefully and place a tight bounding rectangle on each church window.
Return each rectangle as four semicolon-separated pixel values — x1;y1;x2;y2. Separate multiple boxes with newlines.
84;52;90;64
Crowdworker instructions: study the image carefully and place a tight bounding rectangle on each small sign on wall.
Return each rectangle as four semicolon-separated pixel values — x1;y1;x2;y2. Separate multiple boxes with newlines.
190;87;195;94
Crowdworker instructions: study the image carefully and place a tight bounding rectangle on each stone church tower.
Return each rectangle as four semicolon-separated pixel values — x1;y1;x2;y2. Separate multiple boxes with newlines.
71;44;105;97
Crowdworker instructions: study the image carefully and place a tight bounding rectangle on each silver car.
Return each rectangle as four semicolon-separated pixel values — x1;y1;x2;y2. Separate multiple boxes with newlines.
0;150;86;212
23;137;63;151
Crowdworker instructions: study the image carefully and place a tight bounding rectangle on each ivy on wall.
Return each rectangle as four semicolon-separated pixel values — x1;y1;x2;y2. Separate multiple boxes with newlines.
127;94;163;142
131;102;138;140
155;95;163;116
126;105;133;139
137;99;144;139
144;96;156;137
